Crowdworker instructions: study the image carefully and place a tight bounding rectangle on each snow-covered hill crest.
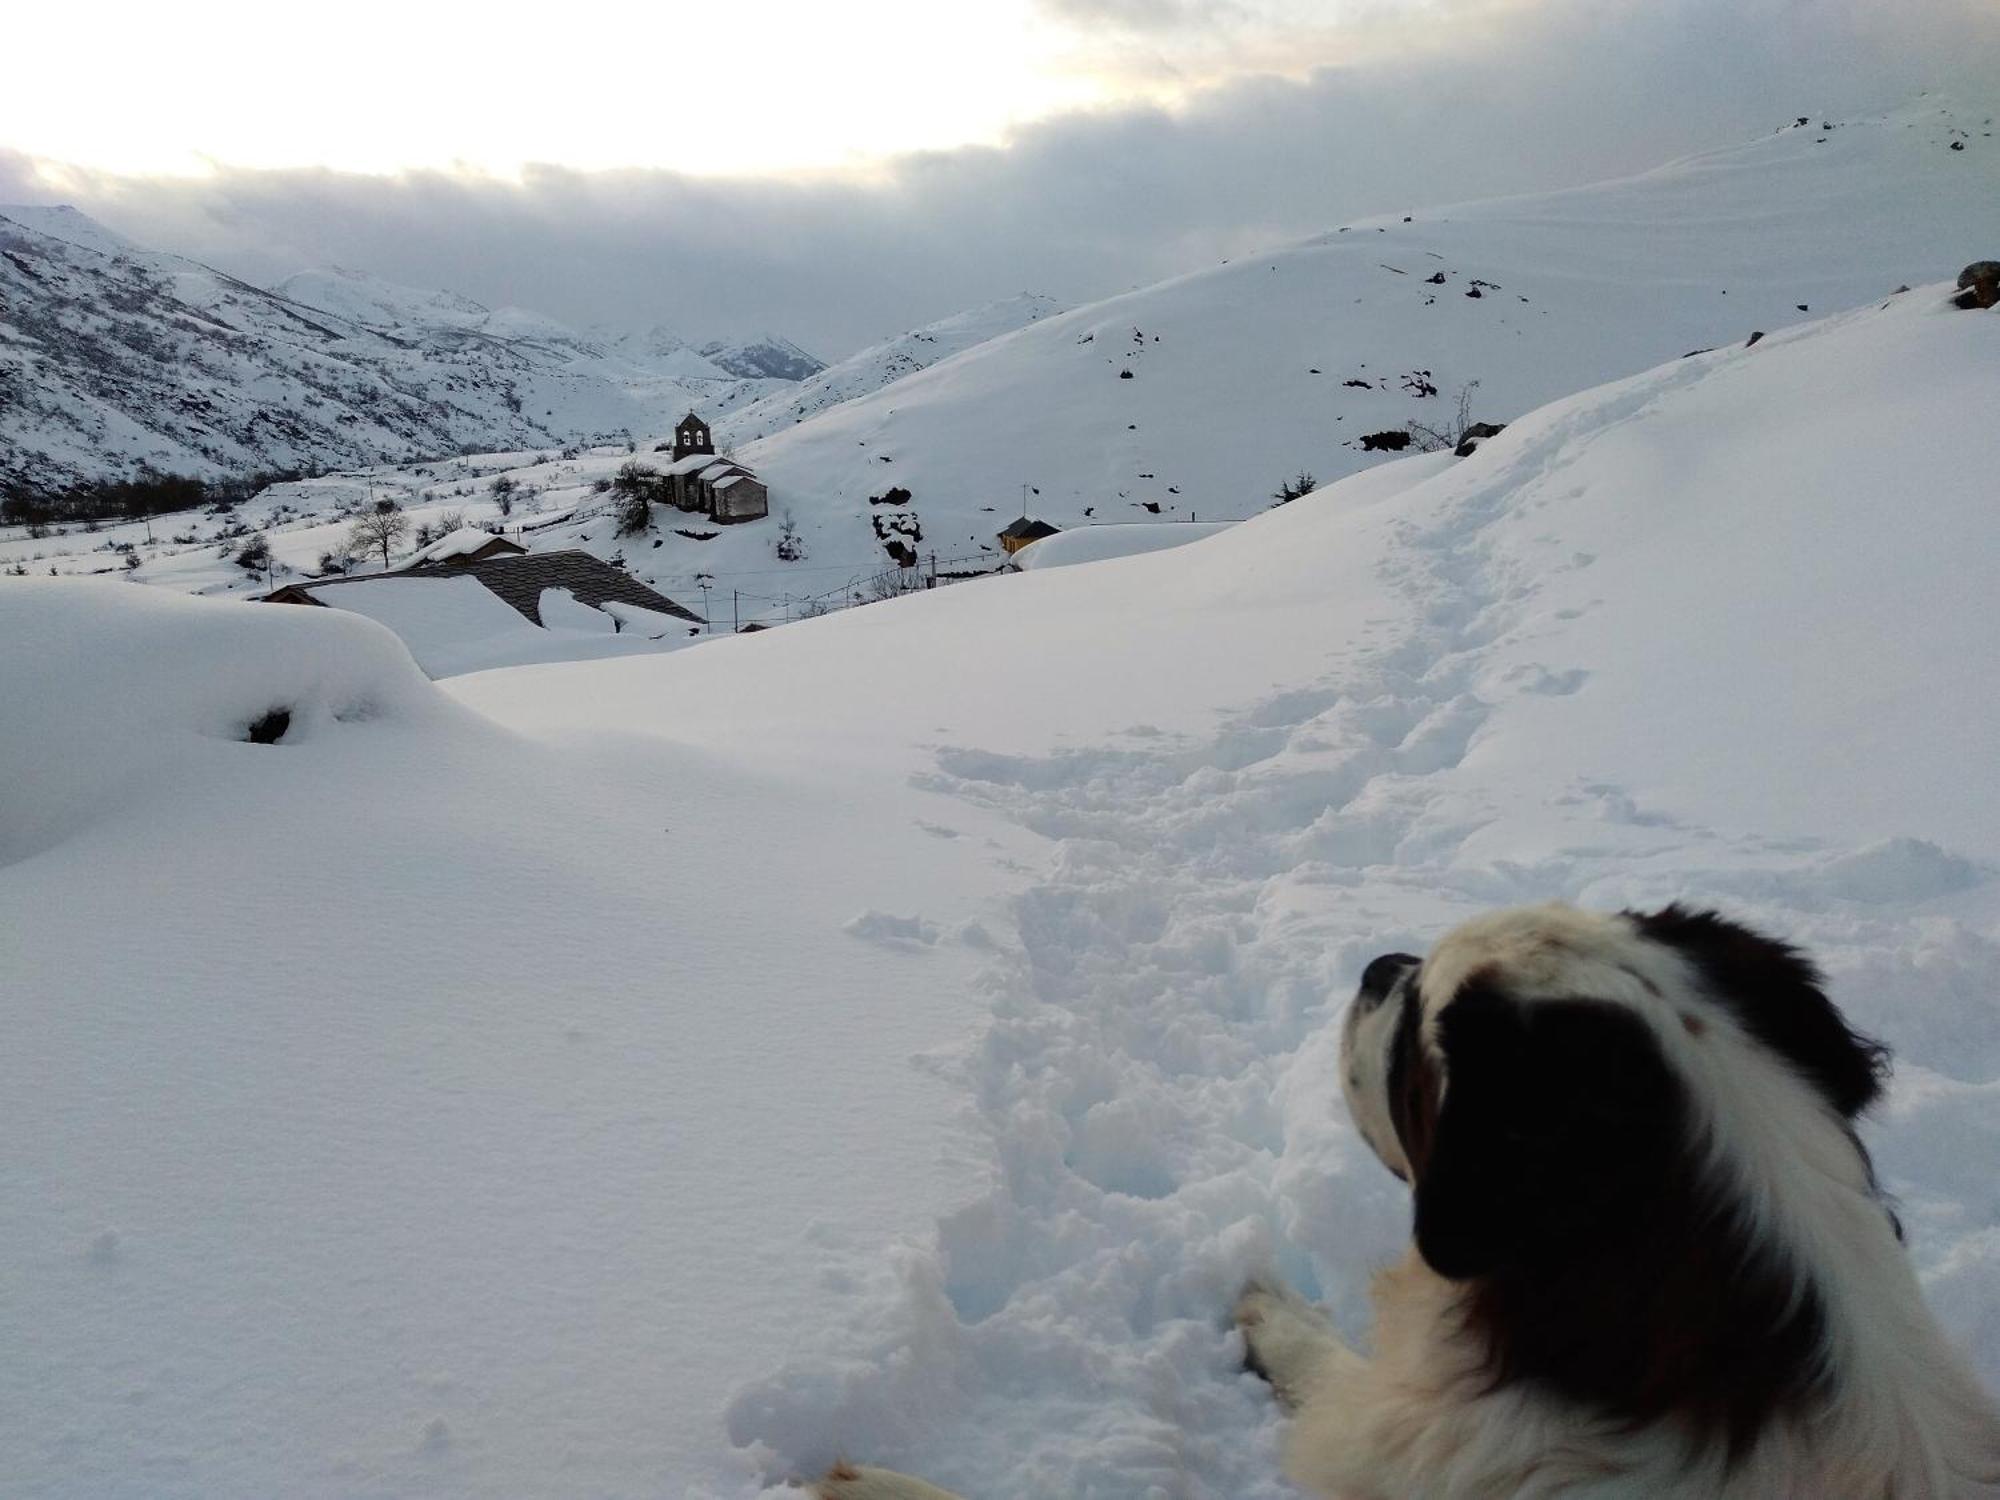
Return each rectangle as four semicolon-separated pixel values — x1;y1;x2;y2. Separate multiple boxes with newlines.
718;295;1063;444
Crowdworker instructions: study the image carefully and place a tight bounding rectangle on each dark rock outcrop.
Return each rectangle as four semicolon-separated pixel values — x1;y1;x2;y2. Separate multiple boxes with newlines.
1455;422;1508;457
1954;261;2000;310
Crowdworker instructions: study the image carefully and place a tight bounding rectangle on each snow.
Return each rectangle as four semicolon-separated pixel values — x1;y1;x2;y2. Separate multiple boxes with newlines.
665;451;729;475
535;586;616;634
1011;520;1237;571
7;271;1997;1498
716;294;1064;445
279;574;681;677
395;526;511;569
599;600;700;638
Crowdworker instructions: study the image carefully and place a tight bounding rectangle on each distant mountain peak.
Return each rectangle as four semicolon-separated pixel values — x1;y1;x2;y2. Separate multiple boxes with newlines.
698;335;826;382
0;203;138;257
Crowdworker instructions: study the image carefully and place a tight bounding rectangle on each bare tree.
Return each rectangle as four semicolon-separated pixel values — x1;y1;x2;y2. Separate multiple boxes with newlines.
348;501;409;569
1407;381;1482;453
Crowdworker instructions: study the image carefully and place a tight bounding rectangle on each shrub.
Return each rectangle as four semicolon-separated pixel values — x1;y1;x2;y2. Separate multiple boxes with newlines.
610;461;664;536
1271;472;1318;507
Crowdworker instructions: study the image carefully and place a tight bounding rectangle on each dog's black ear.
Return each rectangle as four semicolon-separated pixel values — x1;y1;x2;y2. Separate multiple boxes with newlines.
1414;981;1685;1280
1627;904;1888;1118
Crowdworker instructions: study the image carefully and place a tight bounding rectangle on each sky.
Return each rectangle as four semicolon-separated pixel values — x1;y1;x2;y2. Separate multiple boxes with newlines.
6;0;1998;357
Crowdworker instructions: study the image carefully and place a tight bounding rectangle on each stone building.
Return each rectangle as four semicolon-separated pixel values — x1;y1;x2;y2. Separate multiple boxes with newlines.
659;411;770;524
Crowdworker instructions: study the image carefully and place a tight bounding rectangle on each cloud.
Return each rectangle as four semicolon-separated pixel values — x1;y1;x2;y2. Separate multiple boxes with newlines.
6;0;1996;359
1036;0;1244;32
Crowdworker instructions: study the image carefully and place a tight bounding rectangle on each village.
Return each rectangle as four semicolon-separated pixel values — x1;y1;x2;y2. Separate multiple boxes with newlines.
239;407;1133;665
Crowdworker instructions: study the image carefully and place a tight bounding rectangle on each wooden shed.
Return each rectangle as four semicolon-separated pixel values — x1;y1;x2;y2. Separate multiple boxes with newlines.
997;517;1061;555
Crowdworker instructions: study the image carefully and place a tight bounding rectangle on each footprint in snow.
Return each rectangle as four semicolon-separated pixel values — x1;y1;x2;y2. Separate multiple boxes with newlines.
843;911;942;949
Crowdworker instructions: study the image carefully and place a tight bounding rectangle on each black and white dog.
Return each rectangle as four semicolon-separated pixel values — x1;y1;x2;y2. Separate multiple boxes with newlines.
818;905;2000;1499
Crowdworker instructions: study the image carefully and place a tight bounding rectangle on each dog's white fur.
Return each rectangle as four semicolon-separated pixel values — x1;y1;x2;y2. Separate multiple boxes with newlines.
816;906;2000;1500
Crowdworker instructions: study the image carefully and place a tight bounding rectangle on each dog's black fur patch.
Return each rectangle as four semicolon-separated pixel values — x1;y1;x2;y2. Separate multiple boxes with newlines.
1422;979;1830;1460
1628;904;1889;1118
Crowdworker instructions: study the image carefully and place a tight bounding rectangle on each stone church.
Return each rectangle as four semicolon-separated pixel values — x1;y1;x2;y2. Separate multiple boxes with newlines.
658;413;770;524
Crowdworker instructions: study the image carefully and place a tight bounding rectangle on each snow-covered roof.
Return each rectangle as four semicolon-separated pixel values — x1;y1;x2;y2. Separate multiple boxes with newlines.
395;526;519;570
712;474;749;491
662;452;722;476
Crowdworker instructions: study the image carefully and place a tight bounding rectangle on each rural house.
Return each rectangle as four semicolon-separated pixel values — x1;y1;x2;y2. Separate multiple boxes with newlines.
996;516;1061;555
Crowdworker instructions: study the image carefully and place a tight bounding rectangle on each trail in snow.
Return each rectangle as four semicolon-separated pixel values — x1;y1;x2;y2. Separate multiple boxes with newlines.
730;338;2000;1497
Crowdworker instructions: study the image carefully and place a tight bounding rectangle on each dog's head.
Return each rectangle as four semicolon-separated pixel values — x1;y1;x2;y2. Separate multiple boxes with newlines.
1342;903;1891;1280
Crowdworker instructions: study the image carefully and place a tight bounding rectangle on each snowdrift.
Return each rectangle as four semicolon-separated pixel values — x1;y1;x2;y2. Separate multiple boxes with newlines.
0;581;453;865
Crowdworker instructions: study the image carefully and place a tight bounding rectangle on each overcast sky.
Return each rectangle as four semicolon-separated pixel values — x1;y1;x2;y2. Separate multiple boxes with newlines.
6;0;1996;357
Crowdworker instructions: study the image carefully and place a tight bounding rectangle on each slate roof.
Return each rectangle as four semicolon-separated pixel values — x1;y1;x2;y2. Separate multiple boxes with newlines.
458;552;704;626
998;517;1061;541
268;550;703;627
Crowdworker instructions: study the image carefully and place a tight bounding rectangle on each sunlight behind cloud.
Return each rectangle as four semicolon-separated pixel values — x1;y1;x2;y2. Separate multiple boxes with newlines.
10;0;1119;176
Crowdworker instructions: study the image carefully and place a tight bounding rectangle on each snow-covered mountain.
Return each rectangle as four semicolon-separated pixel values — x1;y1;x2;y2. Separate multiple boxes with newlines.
0;224;807;492
717;294;1064;444
699;334;826;382
695;98;1994;575
591;325;736;381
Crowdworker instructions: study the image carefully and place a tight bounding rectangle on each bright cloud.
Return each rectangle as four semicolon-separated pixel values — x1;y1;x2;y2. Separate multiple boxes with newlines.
9;0;1108;177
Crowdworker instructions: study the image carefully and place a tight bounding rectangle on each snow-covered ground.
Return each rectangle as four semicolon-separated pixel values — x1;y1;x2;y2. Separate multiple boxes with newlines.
6;273;1998;1498
1009;520;1237;571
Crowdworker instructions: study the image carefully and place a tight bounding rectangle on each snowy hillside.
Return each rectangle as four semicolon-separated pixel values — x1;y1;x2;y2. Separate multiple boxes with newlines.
718;295;1064;444
5;268;1998;1498
0;218;801;492
704;98;1998;577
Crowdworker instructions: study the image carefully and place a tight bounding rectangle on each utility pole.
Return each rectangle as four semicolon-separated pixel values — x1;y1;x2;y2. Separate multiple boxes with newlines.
733;590;739;634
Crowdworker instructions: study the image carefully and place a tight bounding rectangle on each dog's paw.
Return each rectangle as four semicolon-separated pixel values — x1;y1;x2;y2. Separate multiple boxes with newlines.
1235;1279;1341;1412
812;1461;969;1500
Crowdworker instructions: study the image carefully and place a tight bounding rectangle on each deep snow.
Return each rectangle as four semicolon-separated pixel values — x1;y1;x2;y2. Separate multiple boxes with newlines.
6;275;1998;1498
